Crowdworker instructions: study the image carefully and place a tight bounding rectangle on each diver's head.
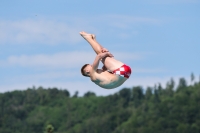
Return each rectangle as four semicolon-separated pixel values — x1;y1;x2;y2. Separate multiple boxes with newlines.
81;64;92;77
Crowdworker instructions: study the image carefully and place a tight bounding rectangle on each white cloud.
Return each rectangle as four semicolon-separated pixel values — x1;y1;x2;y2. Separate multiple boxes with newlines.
8;71;80;83
0;51;143;68
2;51;95;68
0;14;161;45
0;19;84;45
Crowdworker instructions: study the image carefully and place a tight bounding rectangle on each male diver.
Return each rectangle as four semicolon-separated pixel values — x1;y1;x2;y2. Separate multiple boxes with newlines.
80;31;131;89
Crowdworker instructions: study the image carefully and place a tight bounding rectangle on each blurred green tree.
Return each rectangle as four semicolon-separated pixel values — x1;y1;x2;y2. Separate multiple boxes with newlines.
44;124;54;133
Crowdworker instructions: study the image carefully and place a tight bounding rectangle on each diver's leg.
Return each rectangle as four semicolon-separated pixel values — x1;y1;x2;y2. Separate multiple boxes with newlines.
80;31;123;71
80;31;103;54
102;57;124;71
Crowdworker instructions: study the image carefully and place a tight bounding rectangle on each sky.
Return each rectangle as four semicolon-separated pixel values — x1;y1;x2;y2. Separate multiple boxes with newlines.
0;0;200;96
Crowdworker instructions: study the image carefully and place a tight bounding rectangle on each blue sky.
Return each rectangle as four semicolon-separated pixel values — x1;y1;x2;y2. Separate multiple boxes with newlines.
0;0;199;96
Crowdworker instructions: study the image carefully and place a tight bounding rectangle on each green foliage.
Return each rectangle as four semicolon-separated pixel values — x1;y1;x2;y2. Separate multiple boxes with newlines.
84;91;96;97
0;77;200;133
44;124;54;133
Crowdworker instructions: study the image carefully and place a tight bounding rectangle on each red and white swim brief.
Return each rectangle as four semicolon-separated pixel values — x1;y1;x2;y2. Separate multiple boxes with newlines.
112;64;131;78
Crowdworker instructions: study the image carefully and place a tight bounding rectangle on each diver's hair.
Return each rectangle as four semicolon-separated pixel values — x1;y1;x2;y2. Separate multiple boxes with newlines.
81;64;90;77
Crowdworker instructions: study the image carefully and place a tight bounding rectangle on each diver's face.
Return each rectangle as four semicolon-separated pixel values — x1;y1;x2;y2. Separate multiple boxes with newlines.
84;64;92;76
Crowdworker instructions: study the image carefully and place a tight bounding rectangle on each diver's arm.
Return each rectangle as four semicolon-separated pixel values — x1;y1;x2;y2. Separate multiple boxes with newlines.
90;52;113;78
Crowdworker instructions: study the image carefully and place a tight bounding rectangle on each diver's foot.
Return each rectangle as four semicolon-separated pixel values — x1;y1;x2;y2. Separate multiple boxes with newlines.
80;31;95;40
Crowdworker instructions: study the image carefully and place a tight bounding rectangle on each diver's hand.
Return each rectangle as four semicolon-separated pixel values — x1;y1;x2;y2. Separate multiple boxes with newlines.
101;48;109;53
98;52;114;59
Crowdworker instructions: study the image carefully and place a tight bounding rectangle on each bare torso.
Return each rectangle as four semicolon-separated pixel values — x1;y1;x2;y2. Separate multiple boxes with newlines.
91;69;127;89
